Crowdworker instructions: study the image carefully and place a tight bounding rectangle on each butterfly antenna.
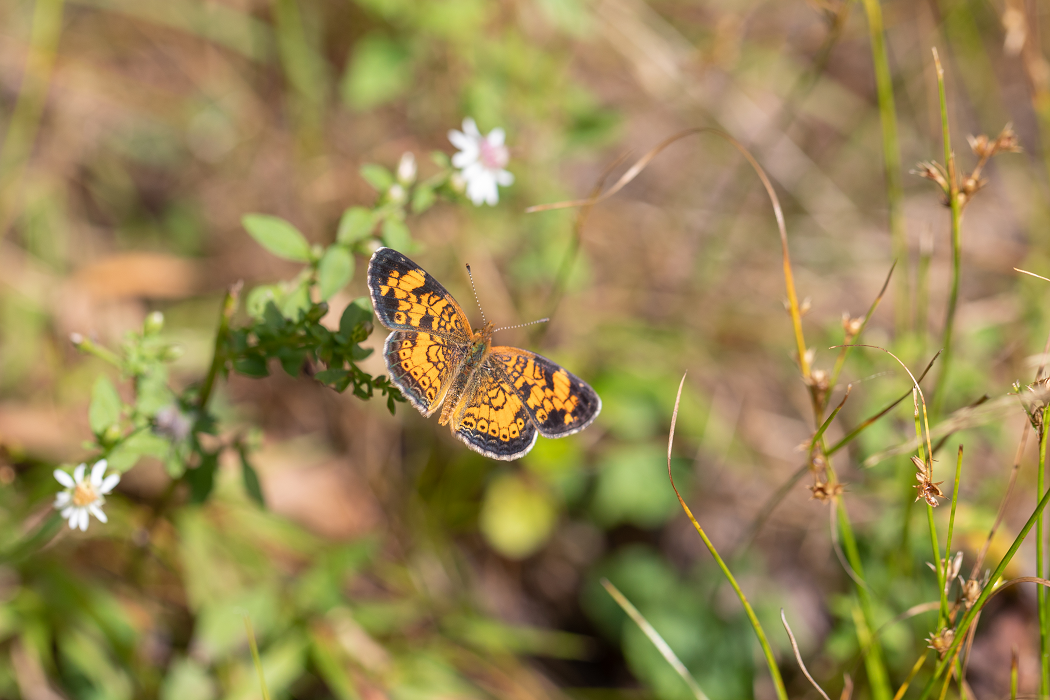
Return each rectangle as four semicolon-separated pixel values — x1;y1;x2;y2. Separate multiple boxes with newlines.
465;263;487;326
493;318;550;333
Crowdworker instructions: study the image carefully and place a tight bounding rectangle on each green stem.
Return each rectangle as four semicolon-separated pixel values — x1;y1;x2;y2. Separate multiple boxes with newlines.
945;445;963;566
835;494;892;700
198;284;241;412
931;49;962;421
859;0;906;335
1041;407;1049;696
71;335;123;368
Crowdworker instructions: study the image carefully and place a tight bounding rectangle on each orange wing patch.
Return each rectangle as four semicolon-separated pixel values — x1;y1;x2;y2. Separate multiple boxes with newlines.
384;330;465;416
493;348;602;437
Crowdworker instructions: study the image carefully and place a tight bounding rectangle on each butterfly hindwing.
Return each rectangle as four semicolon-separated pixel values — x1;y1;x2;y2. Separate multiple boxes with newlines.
453;357;538;461
367;247;471;341
491;347;601;438
384;330;465;416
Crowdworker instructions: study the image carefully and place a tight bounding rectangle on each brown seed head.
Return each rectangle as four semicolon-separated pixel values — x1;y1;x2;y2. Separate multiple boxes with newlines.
809;479;844;503
961;577;981;609
914;469;944;507
926;627;955;656
912;161;950;193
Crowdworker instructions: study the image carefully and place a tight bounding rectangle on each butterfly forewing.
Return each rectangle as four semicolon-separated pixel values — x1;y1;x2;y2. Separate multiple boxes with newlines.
367;247;472;341
491;348;601;437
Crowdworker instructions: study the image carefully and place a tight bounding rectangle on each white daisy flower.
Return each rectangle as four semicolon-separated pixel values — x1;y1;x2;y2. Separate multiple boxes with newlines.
448;117;514;206
53;460;120;532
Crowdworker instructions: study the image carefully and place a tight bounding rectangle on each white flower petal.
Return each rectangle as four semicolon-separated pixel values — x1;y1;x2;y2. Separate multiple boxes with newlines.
77;509;89;531
487;128;505;147
66;509;80;529
448;129;475;152
462;117;480;138
61;506;75;519
100;473;120;494
483;179;499;205
495;169;514;186
451;150;477;169
90;460;107;487
54;492;71;508
466;171;492;205
88;504;108;524
53;469;75;488
73;463;86;484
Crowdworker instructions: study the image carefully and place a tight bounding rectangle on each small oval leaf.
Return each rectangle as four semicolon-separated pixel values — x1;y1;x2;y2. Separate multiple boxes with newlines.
89;377;123;435
242;214;312;262
317;245;354;301
336;207;375;244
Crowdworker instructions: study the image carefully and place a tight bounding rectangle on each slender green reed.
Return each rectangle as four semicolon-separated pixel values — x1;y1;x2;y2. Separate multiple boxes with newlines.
834;494;892;700
945;446;963;567
668;376;788;700
1041;405;1049;696
0;0;65;239
930;48;963;421
244;616;272;700
859;0;906;334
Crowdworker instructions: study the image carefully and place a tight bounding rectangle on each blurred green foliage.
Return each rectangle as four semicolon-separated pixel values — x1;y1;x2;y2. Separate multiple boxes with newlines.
1;0;1049;698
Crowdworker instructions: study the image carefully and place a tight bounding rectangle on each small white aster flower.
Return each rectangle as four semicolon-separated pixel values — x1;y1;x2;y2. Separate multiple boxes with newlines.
448;117;514;206
53;460;119;532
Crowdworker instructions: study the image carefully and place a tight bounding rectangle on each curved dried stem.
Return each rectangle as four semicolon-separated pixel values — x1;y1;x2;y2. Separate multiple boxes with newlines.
528;128;809;381
781;609;831;700
602;578;710;700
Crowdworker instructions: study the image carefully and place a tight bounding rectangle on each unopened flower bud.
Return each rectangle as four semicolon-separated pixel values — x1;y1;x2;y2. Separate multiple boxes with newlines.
144;311;165;335
397;152;417;186
102;424;123;444
388;184;406;204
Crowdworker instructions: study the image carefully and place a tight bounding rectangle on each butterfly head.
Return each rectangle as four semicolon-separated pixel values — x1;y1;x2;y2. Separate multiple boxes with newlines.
469;323;495;362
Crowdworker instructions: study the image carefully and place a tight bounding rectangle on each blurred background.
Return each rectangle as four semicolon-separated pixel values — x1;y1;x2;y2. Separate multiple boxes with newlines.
1;0;1050;698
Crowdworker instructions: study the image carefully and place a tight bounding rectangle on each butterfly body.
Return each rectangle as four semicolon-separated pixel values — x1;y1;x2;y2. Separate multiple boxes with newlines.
367;247;600;460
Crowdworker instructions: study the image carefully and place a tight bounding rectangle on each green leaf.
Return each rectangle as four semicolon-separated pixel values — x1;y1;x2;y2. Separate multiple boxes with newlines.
317;245;354;300
136;367;171;416
350;344;373;361
246;285;281;319
337;207;375;244
314;369;351;391
341;35;412;110
381;217;411;250
240;451;265;507
233;356;269;378
411;185;436;214
242;214;312;262
279;283;311;320
89;377;123;435
359;164;394;192
276;347;306;377
107;431;171;472
339;297;374;339
186;451;219;504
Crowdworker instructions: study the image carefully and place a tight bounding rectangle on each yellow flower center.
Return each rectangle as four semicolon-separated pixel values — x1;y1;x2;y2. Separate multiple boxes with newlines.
72;482;98;507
